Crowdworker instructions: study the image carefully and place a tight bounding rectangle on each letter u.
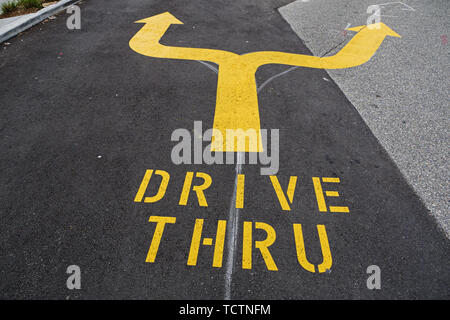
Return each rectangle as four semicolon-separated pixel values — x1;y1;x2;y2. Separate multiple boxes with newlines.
293;224;332;273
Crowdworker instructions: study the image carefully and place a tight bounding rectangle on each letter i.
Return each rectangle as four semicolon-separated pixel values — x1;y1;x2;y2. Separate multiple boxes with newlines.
236;174;245;209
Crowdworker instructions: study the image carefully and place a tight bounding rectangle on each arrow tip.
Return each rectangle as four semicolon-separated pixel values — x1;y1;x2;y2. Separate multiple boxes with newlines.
347;23;401;38
135;12;183;25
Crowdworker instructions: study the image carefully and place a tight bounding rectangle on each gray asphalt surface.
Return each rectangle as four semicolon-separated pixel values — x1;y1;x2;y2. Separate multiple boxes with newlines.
0;0;449;299
279;0;450;236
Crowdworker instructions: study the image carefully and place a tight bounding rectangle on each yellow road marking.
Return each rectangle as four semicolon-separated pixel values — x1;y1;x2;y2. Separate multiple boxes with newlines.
293;224;332;273
236;174;245;209
146;216;176;263
313;177;349;213
134;169;170;203
269;175;297;211
312;177;327;212
213;220;227;268
129;13;400;152
179;171;212;207
330;206;350;213
187;219;204;266
188;219;227;267
322;177;340;183
243;221;278;271
202;238;213;246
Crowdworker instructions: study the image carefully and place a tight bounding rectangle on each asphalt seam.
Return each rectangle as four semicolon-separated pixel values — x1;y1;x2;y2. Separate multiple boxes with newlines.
224;152;244;300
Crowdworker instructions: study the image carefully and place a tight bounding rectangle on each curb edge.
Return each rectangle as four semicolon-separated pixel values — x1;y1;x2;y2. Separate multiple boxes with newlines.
0;0;80;44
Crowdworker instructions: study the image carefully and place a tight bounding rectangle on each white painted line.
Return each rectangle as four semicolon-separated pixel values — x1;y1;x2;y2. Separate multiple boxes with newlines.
224;152;244;300
196;60;218;73
376;1;416;11
257;66;299;93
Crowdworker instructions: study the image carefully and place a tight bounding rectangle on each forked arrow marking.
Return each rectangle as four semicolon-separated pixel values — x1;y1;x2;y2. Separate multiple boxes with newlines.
129;12;400;152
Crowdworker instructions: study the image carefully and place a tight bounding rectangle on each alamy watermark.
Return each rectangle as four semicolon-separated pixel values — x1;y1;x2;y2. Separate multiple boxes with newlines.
366;265;381;290
66;265;81;290
171;121;279;175
367;5;381;29
66;5;81;30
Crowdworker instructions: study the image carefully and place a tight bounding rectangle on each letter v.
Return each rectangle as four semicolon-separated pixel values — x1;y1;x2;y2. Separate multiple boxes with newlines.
269;176;297;211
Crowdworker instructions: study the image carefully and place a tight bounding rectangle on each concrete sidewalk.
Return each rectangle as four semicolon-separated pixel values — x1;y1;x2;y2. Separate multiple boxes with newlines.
280;0;450;237
0;14;33;30
0;0;78;43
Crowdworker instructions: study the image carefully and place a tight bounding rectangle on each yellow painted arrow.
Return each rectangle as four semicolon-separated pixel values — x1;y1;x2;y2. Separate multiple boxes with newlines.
129;12;400;152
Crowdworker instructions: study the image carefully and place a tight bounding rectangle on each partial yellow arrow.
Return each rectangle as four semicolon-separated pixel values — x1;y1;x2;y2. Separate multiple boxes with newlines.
243;23;401;69
130;12;237;64
129;13;400;152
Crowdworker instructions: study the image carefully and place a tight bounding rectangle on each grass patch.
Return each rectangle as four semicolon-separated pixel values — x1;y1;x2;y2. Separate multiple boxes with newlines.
18;0;42;9
0;0;59;17
1;1;19;14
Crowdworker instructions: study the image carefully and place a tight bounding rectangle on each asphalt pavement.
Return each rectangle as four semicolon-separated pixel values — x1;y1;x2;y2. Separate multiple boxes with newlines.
0;0;449;299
